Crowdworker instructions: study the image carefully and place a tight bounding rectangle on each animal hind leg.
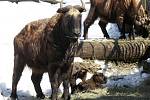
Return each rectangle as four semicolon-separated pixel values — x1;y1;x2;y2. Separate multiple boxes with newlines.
31;72;45;99
128;25;135;40
119;15;127;39
10;54;25;99
98;21;110;38
119;24;126;39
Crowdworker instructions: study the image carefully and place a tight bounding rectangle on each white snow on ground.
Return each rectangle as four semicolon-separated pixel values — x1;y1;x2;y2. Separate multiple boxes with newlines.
0;0;150;99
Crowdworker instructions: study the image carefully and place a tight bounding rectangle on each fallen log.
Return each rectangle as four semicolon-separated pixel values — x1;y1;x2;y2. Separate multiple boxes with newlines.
76;38;150;62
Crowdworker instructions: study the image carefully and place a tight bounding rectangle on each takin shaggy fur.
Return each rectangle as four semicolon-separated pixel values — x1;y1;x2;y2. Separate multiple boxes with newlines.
10;5;85;100
70;63;88;94
70;58;101;94
83;0;150;39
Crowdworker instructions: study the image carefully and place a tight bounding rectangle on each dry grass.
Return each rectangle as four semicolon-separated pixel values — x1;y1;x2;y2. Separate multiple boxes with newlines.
70;62;150;100
71;81;150;100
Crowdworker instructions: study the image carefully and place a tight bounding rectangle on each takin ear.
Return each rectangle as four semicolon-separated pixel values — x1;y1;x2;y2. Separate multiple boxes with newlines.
74;5;86;12
57;5;72;13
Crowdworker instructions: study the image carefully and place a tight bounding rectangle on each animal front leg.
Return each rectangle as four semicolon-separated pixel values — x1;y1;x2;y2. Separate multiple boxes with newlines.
31;72;45;99
10;54;25;99
49;77;59;100
62;64;73;100
83;6;98;39
62;78;70;100
70;76;76;94
48;67;60;100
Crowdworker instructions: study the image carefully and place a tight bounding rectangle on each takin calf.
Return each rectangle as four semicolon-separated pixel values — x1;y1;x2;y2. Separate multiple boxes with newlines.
10;5;85;100
70;63;88;94
75;73;107;93
83;0;150;39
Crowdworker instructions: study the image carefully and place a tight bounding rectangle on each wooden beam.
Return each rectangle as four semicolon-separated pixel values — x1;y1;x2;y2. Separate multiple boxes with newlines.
76;39;150;62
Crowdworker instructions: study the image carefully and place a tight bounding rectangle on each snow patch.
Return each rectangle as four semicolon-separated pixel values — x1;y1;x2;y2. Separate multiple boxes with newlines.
74;57;84;62
0;1;150;99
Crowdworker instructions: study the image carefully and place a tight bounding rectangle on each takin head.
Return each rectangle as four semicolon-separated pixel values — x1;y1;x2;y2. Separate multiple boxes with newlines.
57;5;85;41
75;73;107;92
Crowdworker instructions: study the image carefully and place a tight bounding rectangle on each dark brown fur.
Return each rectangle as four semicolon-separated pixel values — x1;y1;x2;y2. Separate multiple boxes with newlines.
70;64;88;94
83;0;149;39
75;73;107;92
10;6;85;100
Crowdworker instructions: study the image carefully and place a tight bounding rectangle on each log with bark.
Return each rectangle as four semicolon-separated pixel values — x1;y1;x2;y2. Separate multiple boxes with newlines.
76;38;150;62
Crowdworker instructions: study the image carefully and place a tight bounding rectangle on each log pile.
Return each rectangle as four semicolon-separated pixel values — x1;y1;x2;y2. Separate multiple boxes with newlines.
76;38;150;62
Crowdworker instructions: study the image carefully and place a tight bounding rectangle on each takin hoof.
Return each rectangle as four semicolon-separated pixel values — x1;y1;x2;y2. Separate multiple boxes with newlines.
36;93;45;99
83;34;88;40
119;35;126;39
103;34;110;39
8;97;16;100
61;94;71;100
10;93;18;100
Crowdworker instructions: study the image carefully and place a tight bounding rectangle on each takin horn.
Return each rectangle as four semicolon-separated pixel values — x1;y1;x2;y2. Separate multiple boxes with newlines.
60;0;63;8
57;5;72;13
73;0;86;12
73;5;86;12
80;0;86;11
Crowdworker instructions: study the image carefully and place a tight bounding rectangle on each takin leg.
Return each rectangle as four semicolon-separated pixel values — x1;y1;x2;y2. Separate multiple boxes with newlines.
62;64;73;100
62;78;70;100
31;72;45;99
70;75;76;94
98;21;110;39
10;54;25;99
83;6;98;39
119;21;126;39
128;25;135;40
48;66;61;100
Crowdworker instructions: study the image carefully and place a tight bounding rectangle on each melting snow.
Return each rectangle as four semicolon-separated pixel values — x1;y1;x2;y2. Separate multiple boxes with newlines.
0;0;150;99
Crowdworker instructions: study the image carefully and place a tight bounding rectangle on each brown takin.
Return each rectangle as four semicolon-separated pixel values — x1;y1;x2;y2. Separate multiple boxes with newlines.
83;0;150;40
75;73;107;93
10;5;85;100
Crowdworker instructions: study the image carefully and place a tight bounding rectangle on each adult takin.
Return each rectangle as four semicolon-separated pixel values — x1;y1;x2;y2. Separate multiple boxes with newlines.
83;0;150;39
10;5;85;100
